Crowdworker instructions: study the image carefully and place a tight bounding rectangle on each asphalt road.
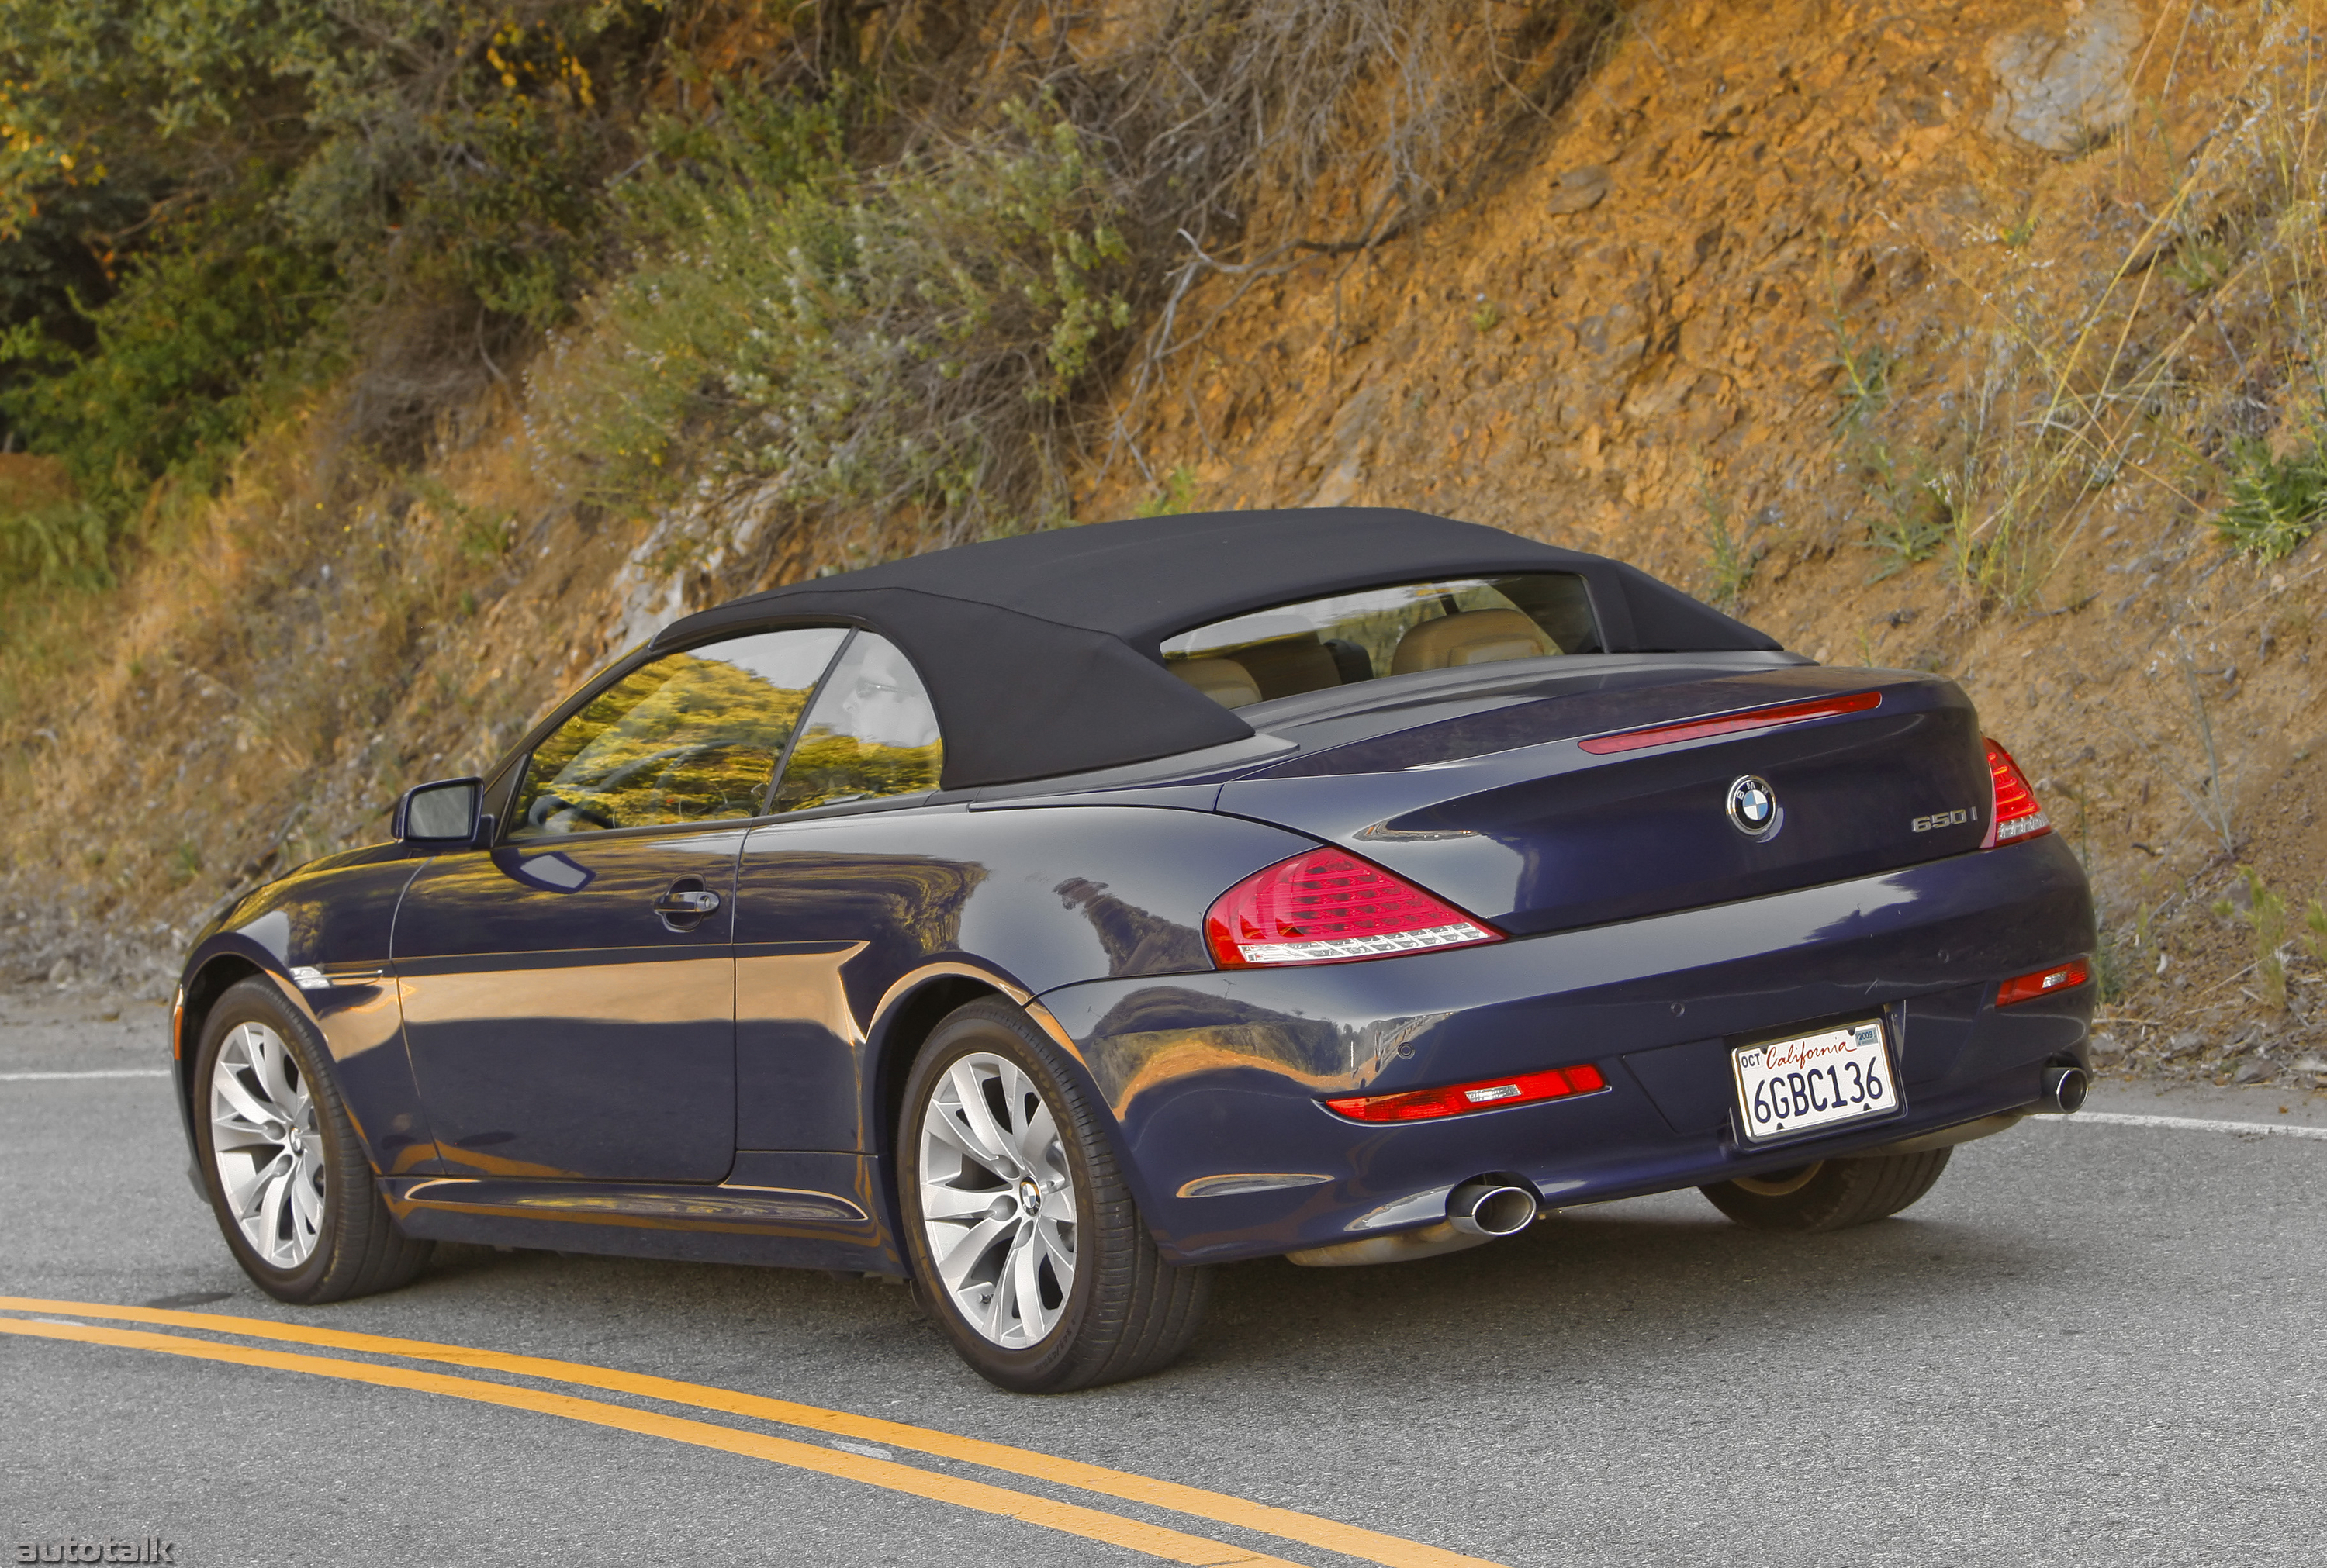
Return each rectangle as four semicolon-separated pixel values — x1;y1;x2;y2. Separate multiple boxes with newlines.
4;989;2323;1568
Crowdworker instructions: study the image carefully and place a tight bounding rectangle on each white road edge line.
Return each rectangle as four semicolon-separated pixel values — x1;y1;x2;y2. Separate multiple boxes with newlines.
2031;1110;2327;1141
0;1069;171;1081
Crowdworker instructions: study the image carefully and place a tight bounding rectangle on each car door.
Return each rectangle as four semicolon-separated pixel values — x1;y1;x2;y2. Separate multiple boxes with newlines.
395;626;850;1183
732;630;954;1152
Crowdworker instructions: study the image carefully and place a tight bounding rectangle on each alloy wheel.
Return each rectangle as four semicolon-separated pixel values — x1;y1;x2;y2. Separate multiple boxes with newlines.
915;1051;1078;1349
207;1021;327;1269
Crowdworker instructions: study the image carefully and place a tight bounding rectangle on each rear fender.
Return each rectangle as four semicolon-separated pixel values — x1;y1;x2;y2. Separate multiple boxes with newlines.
852;957;1188;1254
735;801;1319;1156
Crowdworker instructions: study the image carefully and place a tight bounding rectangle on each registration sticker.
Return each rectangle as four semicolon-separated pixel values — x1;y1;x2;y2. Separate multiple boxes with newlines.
1731;1020;1898;1143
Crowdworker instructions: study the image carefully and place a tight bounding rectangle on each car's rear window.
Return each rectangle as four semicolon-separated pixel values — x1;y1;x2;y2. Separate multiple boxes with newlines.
1158;573;1598;708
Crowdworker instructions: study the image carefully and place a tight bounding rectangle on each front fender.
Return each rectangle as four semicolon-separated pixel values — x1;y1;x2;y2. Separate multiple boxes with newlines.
171;849;437;1179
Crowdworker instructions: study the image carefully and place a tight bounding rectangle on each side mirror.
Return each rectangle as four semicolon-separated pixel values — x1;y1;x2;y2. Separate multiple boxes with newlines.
392;776;488;846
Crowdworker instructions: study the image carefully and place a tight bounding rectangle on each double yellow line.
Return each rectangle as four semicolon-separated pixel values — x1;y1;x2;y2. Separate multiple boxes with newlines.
0;1297;1502;1568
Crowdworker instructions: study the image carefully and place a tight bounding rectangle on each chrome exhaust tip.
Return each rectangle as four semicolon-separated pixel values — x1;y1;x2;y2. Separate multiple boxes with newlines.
2038;1063;2089;1114
1447;1177;1539;1237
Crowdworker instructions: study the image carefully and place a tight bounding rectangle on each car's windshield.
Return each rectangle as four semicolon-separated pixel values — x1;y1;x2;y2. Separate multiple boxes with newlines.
1158;572;1598;708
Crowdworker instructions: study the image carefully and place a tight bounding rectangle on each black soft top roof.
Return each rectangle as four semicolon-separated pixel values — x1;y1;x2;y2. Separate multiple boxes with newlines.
654;508;1782;789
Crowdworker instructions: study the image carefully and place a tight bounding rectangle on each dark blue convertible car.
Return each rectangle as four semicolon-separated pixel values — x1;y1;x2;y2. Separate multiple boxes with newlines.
173;509;2094;1390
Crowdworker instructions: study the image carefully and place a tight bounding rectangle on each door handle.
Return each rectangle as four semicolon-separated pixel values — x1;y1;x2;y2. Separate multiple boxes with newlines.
653;889;722;917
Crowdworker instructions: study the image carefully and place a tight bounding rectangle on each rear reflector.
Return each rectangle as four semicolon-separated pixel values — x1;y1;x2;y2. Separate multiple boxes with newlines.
1205;847;1502;968
1996;958;2090;1007
1325;1062;1608;1122
1578;689;1883;755
1983;737;2052;844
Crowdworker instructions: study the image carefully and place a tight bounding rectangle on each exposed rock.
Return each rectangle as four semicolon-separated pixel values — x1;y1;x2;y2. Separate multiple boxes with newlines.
2229;1059;2273;1085
1547;166;1611;216
1985;0;2141;155
47;957;74;986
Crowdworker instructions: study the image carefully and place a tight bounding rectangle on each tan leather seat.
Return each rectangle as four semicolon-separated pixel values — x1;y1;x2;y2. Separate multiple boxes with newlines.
1170;657;1263;708
1235;638;1343;700
1389;609;1556;675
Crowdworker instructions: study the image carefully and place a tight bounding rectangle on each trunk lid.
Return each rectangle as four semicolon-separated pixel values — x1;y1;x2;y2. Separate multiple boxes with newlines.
1215;663;1997;937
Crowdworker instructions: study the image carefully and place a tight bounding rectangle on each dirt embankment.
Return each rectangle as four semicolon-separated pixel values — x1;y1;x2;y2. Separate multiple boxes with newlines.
1083;0;2327;1088
5;0;2323;1092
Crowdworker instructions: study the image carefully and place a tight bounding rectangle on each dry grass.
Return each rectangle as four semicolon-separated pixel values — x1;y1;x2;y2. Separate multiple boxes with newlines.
1081;0;1622;486
0;382;610;978
1844;4;2327;613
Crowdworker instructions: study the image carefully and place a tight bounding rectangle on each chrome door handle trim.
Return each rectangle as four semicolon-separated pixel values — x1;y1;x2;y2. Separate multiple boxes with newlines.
653;889;722;916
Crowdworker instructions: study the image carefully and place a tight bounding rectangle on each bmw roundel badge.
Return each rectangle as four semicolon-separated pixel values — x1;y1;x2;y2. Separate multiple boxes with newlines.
1726;775;1780;839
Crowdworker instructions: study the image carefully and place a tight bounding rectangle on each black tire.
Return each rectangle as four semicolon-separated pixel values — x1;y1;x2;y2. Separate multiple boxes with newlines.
192;977;433;1303
897;998;1209;1393
1699;1147;1953;1233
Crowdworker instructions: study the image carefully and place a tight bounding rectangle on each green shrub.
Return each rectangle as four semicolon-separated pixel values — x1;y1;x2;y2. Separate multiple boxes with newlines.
1133;464;1200;517
2214;437;2327;561
0;195;337;511
281;5;661;327
1;216;337;505
1857;440;1952;580
533;89;1132;541
1694;471;1761;610
0;0;664;529
2213;865;2291;1012
0;492;112;590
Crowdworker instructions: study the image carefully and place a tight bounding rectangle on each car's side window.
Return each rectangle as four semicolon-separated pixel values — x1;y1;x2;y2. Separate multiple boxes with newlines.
508;627;851;839
769;632;944;814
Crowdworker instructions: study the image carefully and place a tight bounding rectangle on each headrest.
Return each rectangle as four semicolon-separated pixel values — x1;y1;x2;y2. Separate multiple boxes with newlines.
1389;609;1556;675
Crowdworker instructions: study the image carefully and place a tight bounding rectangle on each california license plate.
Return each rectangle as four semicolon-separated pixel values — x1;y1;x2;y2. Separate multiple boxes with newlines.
1731;1021;1898;1143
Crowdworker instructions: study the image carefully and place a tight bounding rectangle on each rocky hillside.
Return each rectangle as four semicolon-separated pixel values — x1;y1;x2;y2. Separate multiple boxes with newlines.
5;0;2324;1091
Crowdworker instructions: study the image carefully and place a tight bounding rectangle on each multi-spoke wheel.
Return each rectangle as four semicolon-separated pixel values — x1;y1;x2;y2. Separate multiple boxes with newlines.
192;977;432;1303
208;1019;327;1269
897;999;1209;1393
916;1051;1080;1349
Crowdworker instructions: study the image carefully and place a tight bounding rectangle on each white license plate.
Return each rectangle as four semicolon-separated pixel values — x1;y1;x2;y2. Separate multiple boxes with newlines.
1731;1021;1897;1143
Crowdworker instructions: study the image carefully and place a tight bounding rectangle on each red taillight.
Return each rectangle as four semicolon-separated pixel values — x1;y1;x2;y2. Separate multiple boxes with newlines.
1997;958;2090;1007
1983;737;2051;844
1578;690;1883;755
1204;846;1502;968
1325;1062;1607;1122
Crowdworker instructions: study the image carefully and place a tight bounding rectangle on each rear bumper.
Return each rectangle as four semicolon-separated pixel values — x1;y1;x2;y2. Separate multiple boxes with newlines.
1036;835;2094;1265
